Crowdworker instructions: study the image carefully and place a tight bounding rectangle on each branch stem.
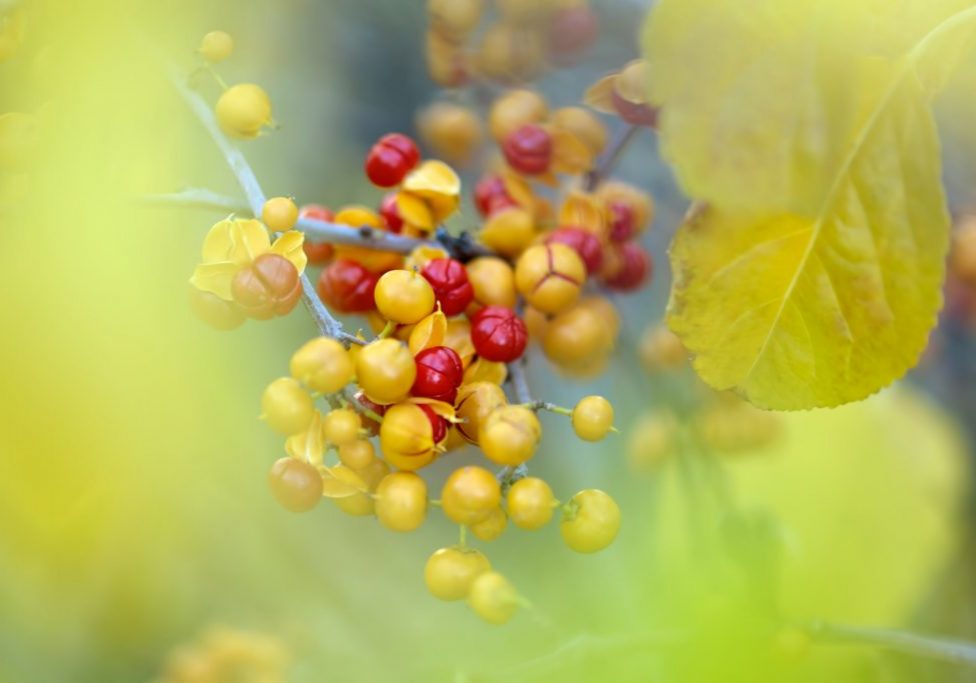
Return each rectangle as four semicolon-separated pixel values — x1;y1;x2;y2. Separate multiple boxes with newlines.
585;125;641;191
810;622;976;667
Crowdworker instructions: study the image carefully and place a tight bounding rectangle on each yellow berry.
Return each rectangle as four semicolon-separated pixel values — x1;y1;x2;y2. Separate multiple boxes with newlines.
476;23;544;83
627;411;678;471
428;0;484;39
417;102;484;163
462;357;508;385
268;457;322;512
356;458;391;490
261;377;314;436
374;270;436;324
542;303;611;366
441;466;501;525
444;318;477;368
289;337;354;394
489;89;548;142
322;408;362;447
355;339;417;404
479;206;535;257
551;106;608;156
215;84;273;140
468;571;519;624
465;256;517;312
479;405;541;466
424;547;491;601
470;506;508;541
572;396;614;442
639;324;687;372
261;196;299;232
455;382;508;444
199;30;234;63
379;403;438;471
375;472;428;532
515;243;586;315
561;489;621;553
331;464;375;516
507;477;555;530
338;439;376;470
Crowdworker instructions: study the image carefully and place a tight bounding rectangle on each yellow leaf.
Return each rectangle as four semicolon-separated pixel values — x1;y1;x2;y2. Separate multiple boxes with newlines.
649;1;976;409
269;230;308;275
396;191;434;231
189;262;239;301
583;74;616;114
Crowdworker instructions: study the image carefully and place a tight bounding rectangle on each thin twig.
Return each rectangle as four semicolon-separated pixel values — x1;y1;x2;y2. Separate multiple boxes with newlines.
168;62;359;344
507;360;533;404
810;622;976;667
585;125;641;191
141;189;250;214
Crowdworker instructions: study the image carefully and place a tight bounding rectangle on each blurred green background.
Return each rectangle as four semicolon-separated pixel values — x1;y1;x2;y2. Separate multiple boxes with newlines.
2;1;976;681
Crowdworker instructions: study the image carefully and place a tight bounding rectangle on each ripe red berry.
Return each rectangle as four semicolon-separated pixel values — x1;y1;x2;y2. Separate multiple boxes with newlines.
470;305;528;363
419;404;448;444
421;258;475;316
231;253;302;319
412;346;464;404
548;7;599;63
502;124;552;176
604;243;652;291
379;192;404;233
317;258;379;313
299;204;335;264
607;200;637;243
545;227;603;275
474;174;518;217
365;133;421;187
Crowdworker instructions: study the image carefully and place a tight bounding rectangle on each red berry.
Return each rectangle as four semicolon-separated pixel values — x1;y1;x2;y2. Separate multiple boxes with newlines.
299;204;336;264
545;227;603;275
502;124;552;176
317;259;379;313
379;192;404;233
548;7;599;63
421;258;475;316
419;404;448;444
364;133;421;187
412;346;464;404
604;243;652;291
607;201;637;243
474;174;518;217
470;306;528;363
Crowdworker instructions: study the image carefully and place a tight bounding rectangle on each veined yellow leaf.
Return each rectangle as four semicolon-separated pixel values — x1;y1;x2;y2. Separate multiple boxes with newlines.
648;2;976;409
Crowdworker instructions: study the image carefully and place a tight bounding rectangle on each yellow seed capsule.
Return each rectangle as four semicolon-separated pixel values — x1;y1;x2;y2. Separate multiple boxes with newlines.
379;403;437;471
338;439;376;470
561;489;621;553
468;571;519;625
455;382;507;444
428;0;485;39
572;396;614;442
322;408;362;447
374;270;436;324
261;377;315;436
465;256;517;312
355;339;417;405
198;30;234;63
480;405;541;466
215;83;273;140
424;547;491;601
639;324;687;372
262;196;299;232
489;89;548;142
331;465;375;516
470;506;507;541
476;23;545;84
441;466;501;525
375;471;428;532
479;207;535;257
542;303;611;367
290;337;354;394
444;319;477;368
507;477;555;530
515;243;586;315
551;106;608;156
417;102;484;164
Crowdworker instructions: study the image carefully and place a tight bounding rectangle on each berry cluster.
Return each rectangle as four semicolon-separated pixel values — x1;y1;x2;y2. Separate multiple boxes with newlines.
184;20;659;623
425;0;598;88
946;214;976;324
